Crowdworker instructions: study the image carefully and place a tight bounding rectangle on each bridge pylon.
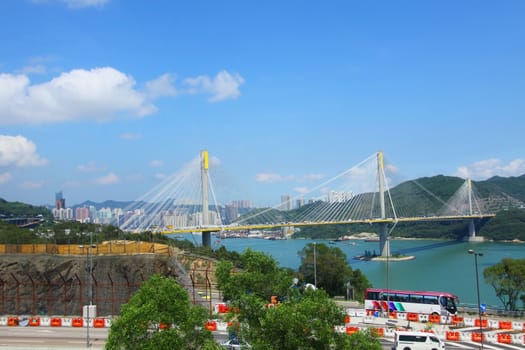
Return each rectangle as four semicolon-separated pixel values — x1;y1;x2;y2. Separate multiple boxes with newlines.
377;151;391;257
463;179;484;242
201;150;211;247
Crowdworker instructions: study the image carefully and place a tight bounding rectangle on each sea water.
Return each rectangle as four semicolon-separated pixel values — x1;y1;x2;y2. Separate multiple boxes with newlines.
171;234;525;308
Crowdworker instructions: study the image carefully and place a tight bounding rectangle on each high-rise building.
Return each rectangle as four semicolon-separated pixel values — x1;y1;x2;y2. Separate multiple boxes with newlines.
280;195;292;211
55;191;66;209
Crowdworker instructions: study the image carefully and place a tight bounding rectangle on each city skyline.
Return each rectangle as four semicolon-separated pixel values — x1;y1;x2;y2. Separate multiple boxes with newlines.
1;1;524;207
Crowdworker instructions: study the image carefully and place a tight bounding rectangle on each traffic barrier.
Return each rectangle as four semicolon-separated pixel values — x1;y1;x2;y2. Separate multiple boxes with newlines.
497;333;512;344
418;314;429;322
345;315;351;323
389;312;397;319
474;318;487;328
451;315;464;325
407;313;418;322
29;317;40;326
429;314;440;323
216;321;228;331
440;315;450;324
488;319;499;329
62;317;72;327
499;320;512;330
215;303;229;313
512;321;525;331
471;332;484;343
511;333;524;345
396;312;407;321
7;317;18;326
459;331;471;341
463;317;475;327
50;317;62;327
104;318;112;328
40;317;50;326
205;321;217;331
0;317;7;326
345;326;359;335
93;318;105;328
72;318;83;327
159;323;169;329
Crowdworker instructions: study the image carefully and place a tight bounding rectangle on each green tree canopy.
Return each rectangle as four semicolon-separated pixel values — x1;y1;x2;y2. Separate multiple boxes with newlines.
298;243;371;299
105;274;219;350
240;289;381;350
215;248;294;302
483;257;525;311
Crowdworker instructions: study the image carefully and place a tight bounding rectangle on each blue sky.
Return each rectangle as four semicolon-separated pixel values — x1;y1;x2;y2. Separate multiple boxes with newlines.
0;0;524;208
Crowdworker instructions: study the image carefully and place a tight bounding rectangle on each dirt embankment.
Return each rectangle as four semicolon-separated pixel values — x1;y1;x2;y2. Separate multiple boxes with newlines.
0;248;220;318
0;254;174;317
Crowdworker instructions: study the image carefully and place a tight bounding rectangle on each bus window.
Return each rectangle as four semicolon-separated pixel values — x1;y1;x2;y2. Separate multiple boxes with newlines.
409;294;423;303
367;291;380;300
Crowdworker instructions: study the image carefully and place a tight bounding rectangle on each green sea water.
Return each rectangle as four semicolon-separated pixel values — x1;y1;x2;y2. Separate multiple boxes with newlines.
172;234;525;309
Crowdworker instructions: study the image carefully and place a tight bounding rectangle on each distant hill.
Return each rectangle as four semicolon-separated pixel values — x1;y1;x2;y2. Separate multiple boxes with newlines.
0;198;53;220
72;200;136;211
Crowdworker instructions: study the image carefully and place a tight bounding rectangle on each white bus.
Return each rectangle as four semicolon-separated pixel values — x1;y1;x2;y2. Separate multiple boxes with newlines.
365;288;459;316
393;331;445;350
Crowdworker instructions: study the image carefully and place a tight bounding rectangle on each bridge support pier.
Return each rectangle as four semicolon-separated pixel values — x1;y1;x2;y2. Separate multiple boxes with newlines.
379;223;390;257
464;219;484;242
202;231;211;248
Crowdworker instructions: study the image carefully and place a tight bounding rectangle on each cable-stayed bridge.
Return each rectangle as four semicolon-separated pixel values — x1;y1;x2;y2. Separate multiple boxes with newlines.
119;150;495;256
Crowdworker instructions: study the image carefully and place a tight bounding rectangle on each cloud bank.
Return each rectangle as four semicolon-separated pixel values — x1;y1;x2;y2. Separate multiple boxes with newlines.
0;67;245;125
0;135;48;167
455;158;525;180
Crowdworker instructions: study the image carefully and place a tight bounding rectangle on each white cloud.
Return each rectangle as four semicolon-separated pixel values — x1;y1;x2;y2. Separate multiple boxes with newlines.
150;160;164;167
94;172;119;185
294;186;310;194
77;161;103;172
0;67;155;125
0;172;12;184
454;158;525;180
155;173;167;180
120;132;142;140
63;0;109;8
145;74;177;99
0;68;245;125
0;135;48;167
184;70;245;102
21;64;47;75
32;0;109;9
256;172;287;183
20;181;44;190
255;172;325;184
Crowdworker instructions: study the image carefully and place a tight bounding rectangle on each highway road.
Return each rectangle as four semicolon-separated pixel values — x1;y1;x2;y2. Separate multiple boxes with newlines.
0;326;523;349
0;326;108;349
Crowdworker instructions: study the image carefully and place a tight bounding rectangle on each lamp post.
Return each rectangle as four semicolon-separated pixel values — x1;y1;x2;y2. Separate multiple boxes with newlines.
313;242;317;288
468;249;484;349
80;232;95;348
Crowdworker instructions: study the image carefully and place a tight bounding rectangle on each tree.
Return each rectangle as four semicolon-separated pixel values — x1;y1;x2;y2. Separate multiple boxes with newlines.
483;258;525;311
298;243;371;298
215;248;294;302
105;274;220;350
242;289;381;350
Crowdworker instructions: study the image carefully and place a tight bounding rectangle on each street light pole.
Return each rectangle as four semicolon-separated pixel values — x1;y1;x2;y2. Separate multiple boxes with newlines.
313;242;317;288
468;249;484;349
87;231;92;349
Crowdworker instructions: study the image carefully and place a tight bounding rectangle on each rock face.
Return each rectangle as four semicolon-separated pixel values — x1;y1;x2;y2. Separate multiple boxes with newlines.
0;254;174;317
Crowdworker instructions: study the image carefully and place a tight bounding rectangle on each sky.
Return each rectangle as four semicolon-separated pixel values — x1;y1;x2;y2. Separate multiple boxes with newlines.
0;0;524;208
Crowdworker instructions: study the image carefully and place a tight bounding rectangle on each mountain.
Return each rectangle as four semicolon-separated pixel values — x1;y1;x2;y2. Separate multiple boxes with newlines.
72;200;137;211
0;198;53;219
